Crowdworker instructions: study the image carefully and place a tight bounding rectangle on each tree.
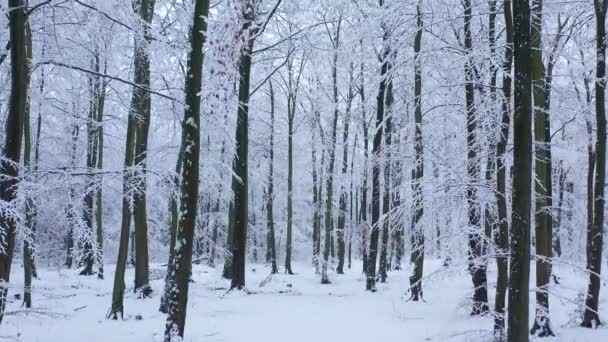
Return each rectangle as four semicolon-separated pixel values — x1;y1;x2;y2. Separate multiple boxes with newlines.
530;0;554;335
322;17;342;285
494;0;513;338
229;0;256;290
366;0;388;291
337;64;355;275
285;52;304;275
378;62;393;283
23;21;34;308
409;0;424;302
0;0;29;325
463;0;489;315
266;81;278;274
508;0;533;339
163;0;209;338
131;0;156;296
581;0;607;328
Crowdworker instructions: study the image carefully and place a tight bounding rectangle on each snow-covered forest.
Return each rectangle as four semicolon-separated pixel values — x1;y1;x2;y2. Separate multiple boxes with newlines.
1;0;608;341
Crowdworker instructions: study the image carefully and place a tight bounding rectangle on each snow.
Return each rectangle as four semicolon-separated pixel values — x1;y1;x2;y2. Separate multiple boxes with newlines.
2;260;608;342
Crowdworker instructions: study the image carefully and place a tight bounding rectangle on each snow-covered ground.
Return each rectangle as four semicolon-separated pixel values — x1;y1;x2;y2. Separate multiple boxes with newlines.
2;260;607;341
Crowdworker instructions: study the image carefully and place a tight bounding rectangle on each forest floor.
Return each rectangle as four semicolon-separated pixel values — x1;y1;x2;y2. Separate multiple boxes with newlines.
2;259;607;341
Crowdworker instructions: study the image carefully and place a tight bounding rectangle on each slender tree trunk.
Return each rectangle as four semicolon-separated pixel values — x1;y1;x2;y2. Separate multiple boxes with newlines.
163;0;209;338
359;58;369;276
553;163;566;257
367;4;387;291
508;0;533;338
267;81;278;274
409;0;424;301
96;68;107;280
230;3;256;290
312;127;320;273
0;0;28;324
530;0;554;335
131;0;156;297
483;0;498;260
285;55;303;275
65;122;80;269
159;130;185;313
494;0;513;338
581;0;607;328
463;0;489;315
22;23;34;308
379;73;393;283
322;19;342;285
337;65;354;275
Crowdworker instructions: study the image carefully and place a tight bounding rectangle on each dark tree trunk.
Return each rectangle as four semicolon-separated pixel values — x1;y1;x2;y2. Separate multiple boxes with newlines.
379;75;393;283
163;0;209;338
285;55;303;275
322;19;342;285
267;81;278;274
367;4;387;291
581;0;607;328
409;0;424;301
131;0;156;297
337;65;355;275
0;0;28;325
65;122;80;269
463;0;489;316
159;130;185;314
508;0;533;338
22;23;34;308
494;0;513;338
359;56;369;276
312;120;321;273
230;3;256;290
530;0;555;335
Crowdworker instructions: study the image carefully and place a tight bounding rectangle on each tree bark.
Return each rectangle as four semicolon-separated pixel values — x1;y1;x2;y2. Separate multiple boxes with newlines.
530;0;554;335
463;0;489;315
230;2;256;290
494;0;513;338
409;0;424;301
337;64;355;275
322;19;342;285
131;0;156;297
267;81;278;274
367;3;387;291
508;0;533;338
163;0;209;338
581;0;607;328
0;0;28;325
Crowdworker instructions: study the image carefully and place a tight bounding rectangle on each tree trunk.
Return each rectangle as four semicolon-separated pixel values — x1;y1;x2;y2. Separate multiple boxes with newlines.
409;0;424;301
22;23;34;308
163;0;209;338
508;0;533;338
0;0;28;325
131;0;156;297
285;55;303;275
379;73;393;283
367;4;387;291
312;125;320;273
322;19;342;285
530;0;554;335
337;65;355;275
65;122;80;269
267;81;278;274
159;128;185;313
463;0;489;315
494;0;513;338
230;3;256;290
581;0;607;328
